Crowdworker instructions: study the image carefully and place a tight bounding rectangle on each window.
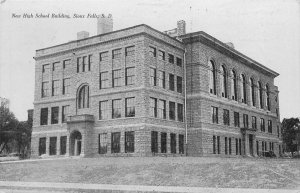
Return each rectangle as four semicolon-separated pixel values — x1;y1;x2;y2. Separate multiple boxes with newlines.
99;133;107;154
77;57;81;73
99;101;109;120
277;125;280;137
158;50;165;60
63;59;71;69
177;76;183;93
234;112;240;127
213;136;216;154
42;81;49;97
150;98;157;117
49;137;57;155
112;49;121;59
179;134;184;154
258;82;263;109
42;64;50;73
260;118;265;132
60;136;67;155
239;138;242;155
268;120;272;133
256;141;259;156
209;60;216;95
125;67;135;86
243;114;248;128
150;68;156;86
158;100;166;119
231;70;237;100
169;74;175;91
52;80;59;96
100;72;109;89
53;62;60;71
252;116;257;129
158;71;165;88
177;103;184;122
223;109;230;126
225;137;228;155
40;108;48;125
149;46;156;57
171;133;176;153
168;54;174;64
169;101;176;120
176;57;182;67
78;85;89;109
51;107;59;124
125;97;135;117
161;132;167;153
217;136;220;154
276;109;279;118
63;78;70;95
240;74;247;103
111;132;120;153
229;138;232;155
112;99;122;119
212;106;218;124
266;84;271;111
62;105;69;123
112;69;122;87
236;138;238;155
250;78;255;106
82;56;87;72
38;137;46;156
125;46;135;57
100;51;108;62
151;131;158;153
220;65;227;98
125;131;135;153
88;55;92;71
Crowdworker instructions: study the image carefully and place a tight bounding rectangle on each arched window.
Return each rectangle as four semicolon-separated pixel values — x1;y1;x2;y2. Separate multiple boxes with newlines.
231;70;237;101
240;74;247;104
250;78;255;106
208;60;216;95
220;65;227;98
258;82;263;109
78;85;89;109
266;84;270;111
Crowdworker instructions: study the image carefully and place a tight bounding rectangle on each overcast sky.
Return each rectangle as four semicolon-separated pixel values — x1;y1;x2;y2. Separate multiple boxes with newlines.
0;0;299;121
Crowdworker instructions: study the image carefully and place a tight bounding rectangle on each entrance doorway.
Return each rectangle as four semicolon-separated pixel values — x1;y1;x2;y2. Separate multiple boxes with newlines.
70;131;82;156
249;134;254;156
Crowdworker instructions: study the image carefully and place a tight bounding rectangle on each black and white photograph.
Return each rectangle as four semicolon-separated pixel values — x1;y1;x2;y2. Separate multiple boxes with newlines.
0;0;299;192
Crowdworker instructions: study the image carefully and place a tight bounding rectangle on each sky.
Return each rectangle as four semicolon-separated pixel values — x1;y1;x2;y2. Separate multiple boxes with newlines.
0;0;299;121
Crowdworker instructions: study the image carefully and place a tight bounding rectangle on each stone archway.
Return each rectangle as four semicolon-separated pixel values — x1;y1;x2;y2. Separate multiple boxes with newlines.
70;130;82;156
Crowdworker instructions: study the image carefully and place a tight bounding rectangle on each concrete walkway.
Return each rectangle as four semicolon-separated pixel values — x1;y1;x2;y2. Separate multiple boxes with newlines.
0;181;299;193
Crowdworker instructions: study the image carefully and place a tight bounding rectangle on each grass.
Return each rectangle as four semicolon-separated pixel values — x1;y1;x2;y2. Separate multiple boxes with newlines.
0;157;299;189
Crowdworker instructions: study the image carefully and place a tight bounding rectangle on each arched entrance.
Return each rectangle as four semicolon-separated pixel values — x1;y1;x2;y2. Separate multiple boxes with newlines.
70;131;82;156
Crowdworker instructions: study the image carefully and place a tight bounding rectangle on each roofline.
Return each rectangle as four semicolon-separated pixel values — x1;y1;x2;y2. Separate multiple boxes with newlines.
180;31;279;77
36;24;182;52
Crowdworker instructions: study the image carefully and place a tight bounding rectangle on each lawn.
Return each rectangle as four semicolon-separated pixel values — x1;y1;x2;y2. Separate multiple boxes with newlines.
0;157;299;189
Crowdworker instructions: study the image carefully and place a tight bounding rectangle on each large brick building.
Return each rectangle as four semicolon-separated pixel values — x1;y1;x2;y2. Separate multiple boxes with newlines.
31;16;282;158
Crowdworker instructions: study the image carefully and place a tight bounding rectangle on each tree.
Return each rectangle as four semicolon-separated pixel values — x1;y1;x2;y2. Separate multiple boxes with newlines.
281;118;300;155
0;102;32;158
0;102;18;154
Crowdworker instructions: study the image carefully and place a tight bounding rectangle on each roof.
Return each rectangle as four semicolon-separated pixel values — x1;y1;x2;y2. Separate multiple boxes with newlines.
179;31;279;78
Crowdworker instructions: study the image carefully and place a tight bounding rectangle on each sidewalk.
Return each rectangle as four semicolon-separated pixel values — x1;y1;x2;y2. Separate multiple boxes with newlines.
0;181;299;193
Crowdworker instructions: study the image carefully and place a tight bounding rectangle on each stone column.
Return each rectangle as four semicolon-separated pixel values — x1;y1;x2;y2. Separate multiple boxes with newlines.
66;134;70;156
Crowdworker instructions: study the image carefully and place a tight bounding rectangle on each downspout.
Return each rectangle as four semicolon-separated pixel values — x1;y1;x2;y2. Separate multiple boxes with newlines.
183;48;188;156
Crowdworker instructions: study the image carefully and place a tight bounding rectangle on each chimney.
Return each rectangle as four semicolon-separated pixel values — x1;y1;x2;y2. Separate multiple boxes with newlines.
77;31;89;40
177;20;186;36
225;42;235;49
97;14;113;35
